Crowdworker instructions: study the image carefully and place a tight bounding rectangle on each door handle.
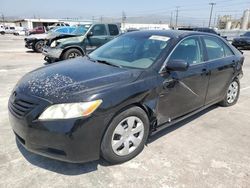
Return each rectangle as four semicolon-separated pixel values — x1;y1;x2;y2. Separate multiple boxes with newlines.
201;69;210;76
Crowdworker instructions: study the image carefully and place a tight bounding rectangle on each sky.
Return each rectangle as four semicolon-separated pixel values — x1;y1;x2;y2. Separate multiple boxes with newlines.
0;0;249;26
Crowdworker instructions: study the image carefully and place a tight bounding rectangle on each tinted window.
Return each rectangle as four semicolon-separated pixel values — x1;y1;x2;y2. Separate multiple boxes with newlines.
169;37;202;65
222;42;234;57
91;24;107;36
203;36;224;60
108;24;119;36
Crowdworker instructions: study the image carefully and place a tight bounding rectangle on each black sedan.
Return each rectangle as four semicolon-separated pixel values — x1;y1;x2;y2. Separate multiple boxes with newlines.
9;30;244;164
232;31;250;49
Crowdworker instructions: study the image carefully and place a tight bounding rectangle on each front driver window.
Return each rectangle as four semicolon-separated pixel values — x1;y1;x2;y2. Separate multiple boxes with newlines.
169;37;202;65
91;24;107;36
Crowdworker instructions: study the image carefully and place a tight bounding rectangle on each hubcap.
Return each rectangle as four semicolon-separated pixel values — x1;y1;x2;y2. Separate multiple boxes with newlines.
227;81;239;104
111;116;144;156
68;52;80;59
37;42;44;52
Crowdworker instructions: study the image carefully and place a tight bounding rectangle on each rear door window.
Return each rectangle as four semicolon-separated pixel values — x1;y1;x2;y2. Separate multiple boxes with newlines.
203;36;225;60
108;24;119;36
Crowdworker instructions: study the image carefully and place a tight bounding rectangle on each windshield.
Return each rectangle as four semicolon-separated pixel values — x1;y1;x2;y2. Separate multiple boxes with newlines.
72;24;91;35
89;34;171;69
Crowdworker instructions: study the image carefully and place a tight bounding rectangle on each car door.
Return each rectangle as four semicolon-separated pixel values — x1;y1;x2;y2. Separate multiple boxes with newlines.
85;24;109;52
157;36;210;125
202;36;236;105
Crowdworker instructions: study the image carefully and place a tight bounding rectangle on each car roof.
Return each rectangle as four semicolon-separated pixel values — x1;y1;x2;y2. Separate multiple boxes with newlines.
123;30;217;39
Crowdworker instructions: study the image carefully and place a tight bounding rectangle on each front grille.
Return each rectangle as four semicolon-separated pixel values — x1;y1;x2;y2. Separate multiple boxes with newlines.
9;97;36;119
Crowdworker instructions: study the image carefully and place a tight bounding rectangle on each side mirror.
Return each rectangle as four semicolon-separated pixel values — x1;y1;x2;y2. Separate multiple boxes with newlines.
87;31;93;37
166;60;189;72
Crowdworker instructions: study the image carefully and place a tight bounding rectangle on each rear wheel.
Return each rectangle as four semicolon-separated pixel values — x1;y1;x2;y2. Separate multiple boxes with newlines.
33;40;44;53
0;31;5;35
219;78;240;107
101;107;149;164
62;48;83;60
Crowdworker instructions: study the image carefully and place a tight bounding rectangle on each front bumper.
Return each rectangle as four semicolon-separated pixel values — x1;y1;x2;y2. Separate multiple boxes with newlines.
42;46;63;61
24;40;34;49
8;93;110;163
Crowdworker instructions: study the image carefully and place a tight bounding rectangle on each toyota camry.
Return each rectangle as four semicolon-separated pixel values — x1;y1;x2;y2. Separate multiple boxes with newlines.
8;30;244;164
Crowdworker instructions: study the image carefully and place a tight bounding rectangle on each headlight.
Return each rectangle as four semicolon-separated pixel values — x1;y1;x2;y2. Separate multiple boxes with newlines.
50;40;59;48
38;100;102;120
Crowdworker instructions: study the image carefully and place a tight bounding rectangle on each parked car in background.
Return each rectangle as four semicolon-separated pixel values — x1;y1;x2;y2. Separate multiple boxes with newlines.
178;27;218;34
4;26;16;34
9;30;244;164
178;27;227;40
232;31;250;50
13;27;27;36
48;22;70;30
24;26;84;52
27;26;47;35
42;23;120;62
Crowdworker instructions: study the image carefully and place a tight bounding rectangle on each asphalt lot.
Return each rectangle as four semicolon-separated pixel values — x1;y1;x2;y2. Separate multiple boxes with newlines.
0;34;250;188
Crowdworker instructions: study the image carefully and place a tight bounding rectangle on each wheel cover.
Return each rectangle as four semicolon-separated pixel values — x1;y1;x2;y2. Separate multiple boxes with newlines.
111;116;144;156
68;52;80;59
227;81;239;104
36;41;44;51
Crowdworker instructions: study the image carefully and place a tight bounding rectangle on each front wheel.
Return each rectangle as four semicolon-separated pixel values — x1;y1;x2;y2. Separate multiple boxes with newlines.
219;78;240;107
33;40;44;53
101;107;149;164
62;48;83;60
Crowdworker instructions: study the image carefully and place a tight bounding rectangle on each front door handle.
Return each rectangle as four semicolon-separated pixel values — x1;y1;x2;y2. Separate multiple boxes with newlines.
201;68;210;76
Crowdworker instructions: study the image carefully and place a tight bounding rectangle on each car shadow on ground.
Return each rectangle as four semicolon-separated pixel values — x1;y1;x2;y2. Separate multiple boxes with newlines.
25;50;38;53
147;105;218;144
16;139;110;175
16;105;218;175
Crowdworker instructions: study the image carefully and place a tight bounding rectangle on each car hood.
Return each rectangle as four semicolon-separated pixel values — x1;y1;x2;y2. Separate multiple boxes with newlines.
46;32;80;41
15;57;142;103
25;33;47;40
56;35;83;45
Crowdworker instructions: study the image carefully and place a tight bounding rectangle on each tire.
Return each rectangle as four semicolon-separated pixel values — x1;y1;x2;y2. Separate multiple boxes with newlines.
34;40;44;53
0;31;5;35
219;78;240;107
62;48;83;60
101;106;149;164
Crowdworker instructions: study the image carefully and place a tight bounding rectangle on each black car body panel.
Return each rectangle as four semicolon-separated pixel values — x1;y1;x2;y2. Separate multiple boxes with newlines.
9;30;244;163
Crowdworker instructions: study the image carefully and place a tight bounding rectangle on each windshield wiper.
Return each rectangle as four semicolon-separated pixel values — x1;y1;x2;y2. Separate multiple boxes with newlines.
95;59;122;68
85;53;96;62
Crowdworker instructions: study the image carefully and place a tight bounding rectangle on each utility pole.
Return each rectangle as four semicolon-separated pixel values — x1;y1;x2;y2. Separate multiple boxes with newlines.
122;11;126;30
175;6;180;29
208;3;216;27
170;12;173;28
1;13;4;26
